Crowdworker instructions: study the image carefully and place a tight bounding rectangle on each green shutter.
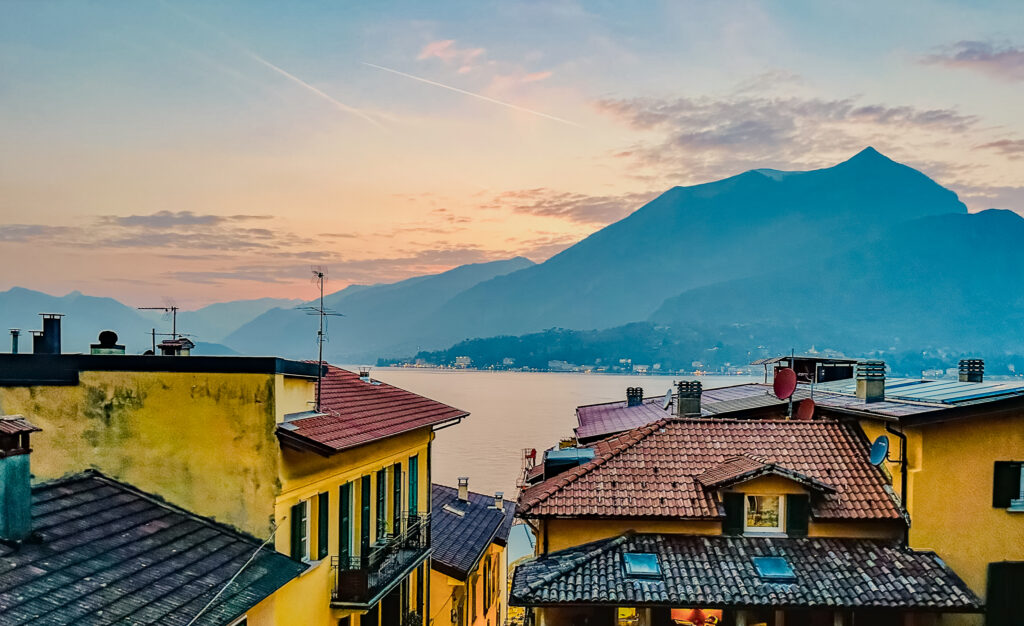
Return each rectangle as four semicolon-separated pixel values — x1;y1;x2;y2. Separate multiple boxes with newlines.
290;502;303;560
723;492;744;535
408;455;419;516
339;482;352;562
993;461;1022;508
317;492;329;560
987;561;1024;626
360;475;371;555
393;462;402;532
786;494;810;537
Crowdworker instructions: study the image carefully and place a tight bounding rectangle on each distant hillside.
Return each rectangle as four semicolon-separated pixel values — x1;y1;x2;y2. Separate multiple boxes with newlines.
178;297;302;342
650;209;1024;354
413;148;967;347
224;257;535;360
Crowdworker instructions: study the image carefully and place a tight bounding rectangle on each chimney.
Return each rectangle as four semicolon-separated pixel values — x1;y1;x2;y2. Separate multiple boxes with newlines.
0;415;41;542
675;380;702;417
359;366;371;381
31;314;63;355
9;329;19;355
493;492;504;510
958;359;984;383
626;387;644;407
457;476;469;502
856;360;886;403
90;330;125;355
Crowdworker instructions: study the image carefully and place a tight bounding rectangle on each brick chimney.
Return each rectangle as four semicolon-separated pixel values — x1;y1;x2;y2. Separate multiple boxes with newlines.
675;380;702;417
457;476;469;502
958;359;984;383
856;360;886;403
626;387;644;407
0;415;41;542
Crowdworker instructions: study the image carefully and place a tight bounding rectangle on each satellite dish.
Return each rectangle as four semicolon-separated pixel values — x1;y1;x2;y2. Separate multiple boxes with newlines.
773;368;797;399
796;398;815;421
662;388;673;411
869;436;889;466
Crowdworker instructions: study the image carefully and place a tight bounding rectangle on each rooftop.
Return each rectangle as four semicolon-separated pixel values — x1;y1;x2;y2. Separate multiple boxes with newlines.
510;532;980;611
431;484;515;581
0;471;305;626
518;418;901;521
277;365;468;455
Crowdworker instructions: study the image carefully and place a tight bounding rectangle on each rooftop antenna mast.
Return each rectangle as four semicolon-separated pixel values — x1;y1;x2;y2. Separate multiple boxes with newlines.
297;267;343;411
138;301;181;339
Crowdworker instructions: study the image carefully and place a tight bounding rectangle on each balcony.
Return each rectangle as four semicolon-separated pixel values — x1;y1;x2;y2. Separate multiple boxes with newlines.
331;513;430;608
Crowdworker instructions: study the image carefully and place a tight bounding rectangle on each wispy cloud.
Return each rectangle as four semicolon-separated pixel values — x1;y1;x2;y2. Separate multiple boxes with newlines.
101;211;272;228
974;139;1024;158
363;62;581;127
481;188;657;225
417;39;486;74
923;41;1024;82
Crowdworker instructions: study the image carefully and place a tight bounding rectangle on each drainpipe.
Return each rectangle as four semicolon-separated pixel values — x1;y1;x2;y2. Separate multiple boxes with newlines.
885;422;909;546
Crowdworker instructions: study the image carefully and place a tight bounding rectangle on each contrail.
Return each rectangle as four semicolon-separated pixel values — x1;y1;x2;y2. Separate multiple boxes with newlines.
363;62;582;128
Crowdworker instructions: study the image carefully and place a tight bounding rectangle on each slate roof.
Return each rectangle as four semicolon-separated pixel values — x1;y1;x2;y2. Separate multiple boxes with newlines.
431;484;515;581
278;365;468;454
510;532;981;611
0;471;305;626
518;419;902;521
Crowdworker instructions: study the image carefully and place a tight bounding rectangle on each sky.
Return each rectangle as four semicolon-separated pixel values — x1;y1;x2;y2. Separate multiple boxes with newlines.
1;0;1022;308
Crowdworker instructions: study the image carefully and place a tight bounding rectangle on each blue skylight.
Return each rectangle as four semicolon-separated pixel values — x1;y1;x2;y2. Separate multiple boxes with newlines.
623;552;661;578
752;556;796;582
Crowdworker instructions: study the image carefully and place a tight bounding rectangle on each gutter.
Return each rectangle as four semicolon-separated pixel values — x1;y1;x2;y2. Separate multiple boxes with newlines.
885;422;910;547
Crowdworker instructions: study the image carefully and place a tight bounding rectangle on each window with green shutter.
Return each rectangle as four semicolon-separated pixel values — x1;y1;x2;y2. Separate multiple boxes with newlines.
987;561;1024;626
993;461;1023;508
722;492;744;535
360;475;371;557
376;467;387;539
408;455;419;516
786;493;810;537
339;482;352;563
392;462;402;533
290;501;308;561
317;492;329;560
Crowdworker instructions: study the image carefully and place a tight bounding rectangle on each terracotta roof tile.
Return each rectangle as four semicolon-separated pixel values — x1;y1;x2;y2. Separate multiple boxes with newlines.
518;419;901;521
279;365;468;453
510;532;980;611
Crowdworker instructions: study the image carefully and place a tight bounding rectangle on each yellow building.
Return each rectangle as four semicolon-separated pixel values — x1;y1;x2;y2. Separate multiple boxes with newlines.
429;479;515;626
0;325;469;625
512;416;980;626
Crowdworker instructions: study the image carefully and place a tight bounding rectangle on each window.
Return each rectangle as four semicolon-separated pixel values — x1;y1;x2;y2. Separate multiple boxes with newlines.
753;556;797;582
987;561;1024;626
408;455;419;516
376;468;388;540
392;462;402;534
745;495;784;533
317;492;329;560
360;475;371;557
623;552;661;578
993;461;1024;511
339;482;352;562
617;608;640;625
290;500;309;561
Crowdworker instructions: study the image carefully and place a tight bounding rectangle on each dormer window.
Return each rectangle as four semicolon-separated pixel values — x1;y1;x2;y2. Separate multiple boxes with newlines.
744;495;784;533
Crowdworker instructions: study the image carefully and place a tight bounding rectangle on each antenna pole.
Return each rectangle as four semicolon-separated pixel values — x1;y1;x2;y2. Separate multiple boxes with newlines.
172;307;178;340
151;329;156;353
316;271;325;412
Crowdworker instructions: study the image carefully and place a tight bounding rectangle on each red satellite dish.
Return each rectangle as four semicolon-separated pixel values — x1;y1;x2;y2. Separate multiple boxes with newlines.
773;368;797;399
796;398;815;421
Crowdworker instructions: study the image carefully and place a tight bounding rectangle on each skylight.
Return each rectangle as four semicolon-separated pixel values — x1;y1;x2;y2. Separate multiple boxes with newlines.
752;556;796;582
623;552;661;578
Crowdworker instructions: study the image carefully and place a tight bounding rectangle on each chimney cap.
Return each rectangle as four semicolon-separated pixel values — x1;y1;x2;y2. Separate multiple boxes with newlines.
457;476;469;486
38;313;65;319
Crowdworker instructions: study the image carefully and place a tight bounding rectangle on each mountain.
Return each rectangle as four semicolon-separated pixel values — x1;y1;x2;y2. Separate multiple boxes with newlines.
177;298;302;343
414;148;967;347
0;287;155;353
223;257;535;360
650;208;1024;353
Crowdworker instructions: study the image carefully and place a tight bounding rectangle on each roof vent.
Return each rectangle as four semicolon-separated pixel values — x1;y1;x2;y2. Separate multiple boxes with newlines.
90;330;125;355
675;380;702;417
457;476;469;502
856;360;885;403
626;387;643;407
493;492;504;510
958;359;984;383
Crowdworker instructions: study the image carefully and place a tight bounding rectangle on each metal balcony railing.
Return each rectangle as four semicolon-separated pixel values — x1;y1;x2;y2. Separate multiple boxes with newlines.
331;513;430;605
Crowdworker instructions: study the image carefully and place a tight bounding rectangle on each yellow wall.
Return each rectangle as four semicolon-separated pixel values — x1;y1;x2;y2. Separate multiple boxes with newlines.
430;542;507;626
0;370;310;536
275;373;317;421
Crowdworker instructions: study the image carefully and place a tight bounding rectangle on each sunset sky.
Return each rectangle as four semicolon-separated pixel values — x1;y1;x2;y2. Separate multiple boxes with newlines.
1;1;1022;308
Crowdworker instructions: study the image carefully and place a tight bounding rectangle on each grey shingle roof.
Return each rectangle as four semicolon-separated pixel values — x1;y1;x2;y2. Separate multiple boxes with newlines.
510;533;981;611
0;471;305;625
431;484;514;581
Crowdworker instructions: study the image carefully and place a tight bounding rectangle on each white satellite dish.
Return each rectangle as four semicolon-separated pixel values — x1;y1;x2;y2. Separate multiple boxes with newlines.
662;388;673;411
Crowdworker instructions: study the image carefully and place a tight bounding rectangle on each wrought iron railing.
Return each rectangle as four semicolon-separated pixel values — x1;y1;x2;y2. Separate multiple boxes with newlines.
331;513;430;605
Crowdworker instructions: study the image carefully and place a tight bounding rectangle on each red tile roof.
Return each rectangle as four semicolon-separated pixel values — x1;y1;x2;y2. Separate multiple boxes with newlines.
518;418;901;522
0;415;41;436
278;365;468;454
696;455;836;494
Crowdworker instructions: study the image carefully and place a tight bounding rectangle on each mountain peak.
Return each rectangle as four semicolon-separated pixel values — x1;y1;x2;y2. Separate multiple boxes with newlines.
846;146;893;164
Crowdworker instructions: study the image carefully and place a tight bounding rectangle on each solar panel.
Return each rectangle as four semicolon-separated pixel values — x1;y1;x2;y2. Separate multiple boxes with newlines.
753;556;796;582
623;552;661;578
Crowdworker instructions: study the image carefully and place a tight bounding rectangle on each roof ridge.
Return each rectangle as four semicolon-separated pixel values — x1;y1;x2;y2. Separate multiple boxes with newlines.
519;419;669;515
525;532;633;592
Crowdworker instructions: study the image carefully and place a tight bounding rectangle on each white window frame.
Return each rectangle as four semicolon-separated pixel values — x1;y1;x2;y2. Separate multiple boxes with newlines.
1010;465;1024;512
298;499;311;562
743;494;785;534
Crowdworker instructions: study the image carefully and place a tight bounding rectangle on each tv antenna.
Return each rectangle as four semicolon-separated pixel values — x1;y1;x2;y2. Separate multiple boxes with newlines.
296;266;343;411
138;299;181;339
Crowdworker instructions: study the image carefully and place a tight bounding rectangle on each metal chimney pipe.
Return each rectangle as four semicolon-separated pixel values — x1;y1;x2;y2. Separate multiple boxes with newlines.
9;329;19;354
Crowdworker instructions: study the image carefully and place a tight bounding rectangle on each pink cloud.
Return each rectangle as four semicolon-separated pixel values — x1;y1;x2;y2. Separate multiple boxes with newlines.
417;39;486;73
